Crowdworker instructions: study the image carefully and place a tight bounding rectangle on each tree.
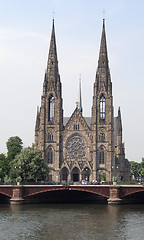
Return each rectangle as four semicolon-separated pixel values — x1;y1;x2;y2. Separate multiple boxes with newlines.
10;147;48;182
101;172;106;181
141;158;144;168
5;136;23;177
6;136;23;161
0;154;7;182
130;161;141;181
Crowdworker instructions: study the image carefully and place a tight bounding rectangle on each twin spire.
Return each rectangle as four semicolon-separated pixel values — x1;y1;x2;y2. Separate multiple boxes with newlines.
46;19;109;112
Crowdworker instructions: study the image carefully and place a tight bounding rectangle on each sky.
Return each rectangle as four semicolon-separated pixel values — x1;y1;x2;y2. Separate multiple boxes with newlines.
0;0;144;162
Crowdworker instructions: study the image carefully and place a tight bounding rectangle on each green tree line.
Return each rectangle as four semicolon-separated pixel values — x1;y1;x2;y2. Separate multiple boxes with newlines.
0;136;48;184
130;159;144;182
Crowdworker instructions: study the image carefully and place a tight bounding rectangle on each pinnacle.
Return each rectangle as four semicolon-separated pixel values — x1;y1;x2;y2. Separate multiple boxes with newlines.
117;107;122;132
77;78;83;114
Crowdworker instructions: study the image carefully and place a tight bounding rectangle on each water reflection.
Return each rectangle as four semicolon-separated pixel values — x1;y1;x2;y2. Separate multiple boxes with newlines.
0;204;144;240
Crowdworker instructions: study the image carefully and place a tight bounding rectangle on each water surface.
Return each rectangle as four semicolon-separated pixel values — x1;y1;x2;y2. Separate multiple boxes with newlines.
0;203;144;240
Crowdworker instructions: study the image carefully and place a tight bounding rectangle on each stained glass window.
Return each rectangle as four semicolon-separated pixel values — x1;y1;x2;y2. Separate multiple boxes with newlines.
66;135;86;159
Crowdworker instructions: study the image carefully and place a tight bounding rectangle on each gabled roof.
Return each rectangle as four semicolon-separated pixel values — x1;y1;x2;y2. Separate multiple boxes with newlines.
64;107;90;130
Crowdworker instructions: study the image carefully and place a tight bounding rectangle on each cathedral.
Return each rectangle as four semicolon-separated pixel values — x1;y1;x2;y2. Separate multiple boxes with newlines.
35;19;130;183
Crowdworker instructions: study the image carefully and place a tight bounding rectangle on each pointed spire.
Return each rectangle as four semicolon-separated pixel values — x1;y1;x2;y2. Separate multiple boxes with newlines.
95;19;112;94
77;77;83;114
98;19;109;69
46;19;59;88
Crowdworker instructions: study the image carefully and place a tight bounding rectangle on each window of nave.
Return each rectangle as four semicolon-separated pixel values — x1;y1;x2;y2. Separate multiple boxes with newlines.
48;95;54;121
100;95;105;121
99;146;105;164
47;146;53;164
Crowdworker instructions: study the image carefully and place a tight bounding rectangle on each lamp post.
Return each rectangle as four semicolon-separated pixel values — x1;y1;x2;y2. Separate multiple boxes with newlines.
14;166;21;185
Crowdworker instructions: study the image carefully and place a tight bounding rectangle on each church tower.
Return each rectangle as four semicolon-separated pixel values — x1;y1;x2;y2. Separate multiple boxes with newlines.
35;20;63;181
91;20;115;182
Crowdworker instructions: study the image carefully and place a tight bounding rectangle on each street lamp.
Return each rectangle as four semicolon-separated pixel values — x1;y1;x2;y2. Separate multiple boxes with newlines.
14;166;21;185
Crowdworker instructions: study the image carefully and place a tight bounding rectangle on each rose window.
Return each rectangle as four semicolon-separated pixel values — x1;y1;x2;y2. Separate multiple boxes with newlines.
66;135;86;159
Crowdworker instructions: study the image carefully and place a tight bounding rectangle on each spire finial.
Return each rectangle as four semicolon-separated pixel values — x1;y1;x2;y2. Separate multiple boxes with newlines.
52;10;55;22
103;9;105;20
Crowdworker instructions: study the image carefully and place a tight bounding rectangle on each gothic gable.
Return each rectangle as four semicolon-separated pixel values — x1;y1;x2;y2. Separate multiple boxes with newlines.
64;107;90;131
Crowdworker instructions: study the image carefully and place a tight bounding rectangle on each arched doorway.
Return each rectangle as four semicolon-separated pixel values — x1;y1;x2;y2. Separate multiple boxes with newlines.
82;167;91;181
71;167;80;182
97;169;107;182
61;167;69;182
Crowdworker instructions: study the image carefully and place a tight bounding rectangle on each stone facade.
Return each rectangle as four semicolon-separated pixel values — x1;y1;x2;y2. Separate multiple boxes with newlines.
34;20;130;183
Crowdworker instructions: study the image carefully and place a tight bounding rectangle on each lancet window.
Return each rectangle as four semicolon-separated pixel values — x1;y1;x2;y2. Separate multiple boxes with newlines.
99;146;105;164
100;95;105;120
48;95;54;121
47;146;53;164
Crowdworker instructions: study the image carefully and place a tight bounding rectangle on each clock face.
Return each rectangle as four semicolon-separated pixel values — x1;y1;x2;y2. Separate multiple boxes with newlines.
66;135;86;159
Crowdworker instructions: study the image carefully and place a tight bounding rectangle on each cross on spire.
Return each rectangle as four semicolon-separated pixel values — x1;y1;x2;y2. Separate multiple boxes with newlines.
52;10;55;21
103;9;105;20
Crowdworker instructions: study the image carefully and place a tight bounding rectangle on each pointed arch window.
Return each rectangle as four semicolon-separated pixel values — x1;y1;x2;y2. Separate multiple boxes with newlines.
99;146;105;164
100;95;105;120
48;95;54;121
47;146;53;164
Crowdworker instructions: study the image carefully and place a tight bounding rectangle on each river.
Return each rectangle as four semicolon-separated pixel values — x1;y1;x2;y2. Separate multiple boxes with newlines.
0;203;144;240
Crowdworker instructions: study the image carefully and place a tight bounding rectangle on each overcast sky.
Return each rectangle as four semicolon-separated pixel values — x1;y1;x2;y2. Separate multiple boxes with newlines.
0;0;144;162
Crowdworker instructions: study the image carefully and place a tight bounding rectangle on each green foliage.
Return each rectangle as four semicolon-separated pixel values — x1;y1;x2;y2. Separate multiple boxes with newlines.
141;158;144;168
0;154;8;182
6;136;23;161
16;176;22;183
4;175;11;184
10;147;48;182
129;159;144;182
130;161;142;181
101;172;106;181
112;176;118;182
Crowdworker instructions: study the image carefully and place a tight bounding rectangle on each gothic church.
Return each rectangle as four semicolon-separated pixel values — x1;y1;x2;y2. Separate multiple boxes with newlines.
35;20;130;183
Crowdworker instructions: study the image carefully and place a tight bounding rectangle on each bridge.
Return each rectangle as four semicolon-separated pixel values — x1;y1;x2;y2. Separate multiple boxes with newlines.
0;185;144;204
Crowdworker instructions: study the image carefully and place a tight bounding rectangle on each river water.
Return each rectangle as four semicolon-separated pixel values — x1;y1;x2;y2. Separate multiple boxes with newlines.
0;203;144;240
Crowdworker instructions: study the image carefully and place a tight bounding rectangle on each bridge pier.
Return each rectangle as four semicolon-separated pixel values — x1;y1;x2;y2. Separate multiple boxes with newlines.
107;186;122;204
10;186;25;204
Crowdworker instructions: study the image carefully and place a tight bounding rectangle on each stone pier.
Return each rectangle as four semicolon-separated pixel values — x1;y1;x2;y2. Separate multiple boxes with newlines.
107;186;122;204
10;186;25;204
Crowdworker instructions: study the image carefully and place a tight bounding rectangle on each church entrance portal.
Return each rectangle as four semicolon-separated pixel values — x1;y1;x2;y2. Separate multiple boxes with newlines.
71;167;80;182
82;167;90;181
61;167;69;182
